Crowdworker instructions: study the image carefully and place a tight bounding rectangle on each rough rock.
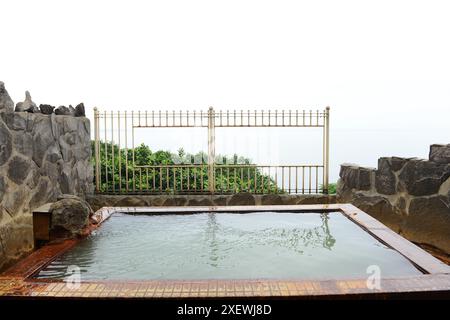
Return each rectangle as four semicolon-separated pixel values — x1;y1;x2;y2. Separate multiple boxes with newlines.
32;122;54;167
389;157;409;172
0;121;12;166
352;194;403;233
0;108;93;271
339;164;359;189
162;197;188;206
39;104;55;115
86;194;338;211
63;116;79;132
15;91;40;113
213;196;228;206
13;132;33;158
358;168;373;190
114;197;149;207
337;143;450;254
74;103;85;117
57;194;85;201
405;196;450;253
25;169;41;189
297;195;336;204
398;160;450;196
0;82;14;113
50;197;93;238
0;215;33;271
277;195;297;205
29;178;53;209
408;195;449;217
0;176;5;200
396;196;406;211
261;194;283;205
7;156;32;185
429;144;450;164
339;164;374;191
375;158;397;195
84;195;106;212
228;193;256;205
58;167;72;194
54;105;75;116
5;112;28;131
2;187;26;217
45;145;62;163
188;198;214;206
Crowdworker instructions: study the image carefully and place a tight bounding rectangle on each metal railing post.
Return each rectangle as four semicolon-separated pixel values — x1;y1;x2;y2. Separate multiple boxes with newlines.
132;111;135;192
93;107;100;192
207;107;216;193
323;106;330;194
111;111;115;192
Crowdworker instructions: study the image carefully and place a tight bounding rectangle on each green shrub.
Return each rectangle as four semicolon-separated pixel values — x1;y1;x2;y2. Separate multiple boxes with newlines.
92;141;280;193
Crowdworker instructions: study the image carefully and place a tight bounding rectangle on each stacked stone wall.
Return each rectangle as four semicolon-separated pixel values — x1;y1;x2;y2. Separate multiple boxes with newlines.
337;144;450;253
86;194;337;212
0;82;93;270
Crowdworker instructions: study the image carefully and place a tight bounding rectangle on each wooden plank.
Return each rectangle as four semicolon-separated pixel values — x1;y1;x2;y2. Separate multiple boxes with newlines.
32;213;51;241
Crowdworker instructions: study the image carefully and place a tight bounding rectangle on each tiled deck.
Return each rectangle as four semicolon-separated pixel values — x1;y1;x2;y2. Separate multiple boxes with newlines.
1;275;450;299
1;204;449;299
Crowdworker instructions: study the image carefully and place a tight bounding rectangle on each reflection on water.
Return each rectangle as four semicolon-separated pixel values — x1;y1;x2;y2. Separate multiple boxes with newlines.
205;213;220;267
35;211;421;280
204;213;336;267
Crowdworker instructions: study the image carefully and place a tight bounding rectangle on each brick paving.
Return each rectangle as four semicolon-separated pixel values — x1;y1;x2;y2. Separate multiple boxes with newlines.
0;275;450;298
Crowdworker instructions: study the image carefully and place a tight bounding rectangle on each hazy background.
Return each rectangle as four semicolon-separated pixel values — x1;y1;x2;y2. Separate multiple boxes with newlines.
1;0;449;182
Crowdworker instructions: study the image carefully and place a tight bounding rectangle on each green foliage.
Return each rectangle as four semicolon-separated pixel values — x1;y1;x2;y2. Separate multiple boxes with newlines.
320;182;336;194
328;183;337;195
92;141;281;193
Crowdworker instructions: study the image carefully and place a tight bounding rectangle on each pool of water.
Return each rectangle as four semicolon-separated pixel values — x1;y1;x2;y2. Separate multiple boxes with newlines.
35;212;422;280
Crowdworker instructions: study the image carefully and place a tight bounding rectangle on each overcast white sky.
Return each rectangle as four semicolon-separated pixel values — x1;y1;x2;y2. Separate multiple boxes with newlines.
1;0;449;182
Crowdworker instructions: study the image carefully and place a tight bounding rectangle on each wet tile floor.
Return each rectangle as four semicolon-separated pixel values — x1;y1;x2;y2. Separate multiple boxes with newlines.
1;275;450;298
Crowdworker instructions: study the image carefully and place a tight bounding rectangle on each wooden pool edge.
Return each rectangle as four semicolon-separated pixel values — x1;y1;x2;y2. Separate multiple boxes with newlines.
1;204;449;299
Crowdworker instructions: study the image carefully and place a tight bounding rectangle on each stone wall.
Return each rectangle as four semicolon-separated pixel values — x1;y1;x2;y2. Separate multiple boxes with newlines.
87;194;337;212
337;144;450;254
0;82;93;270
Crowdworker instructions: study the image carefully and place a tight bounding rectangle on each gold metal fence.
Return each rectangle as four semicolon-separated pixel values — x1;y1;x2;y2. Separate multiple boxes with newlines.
93;107;330;194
